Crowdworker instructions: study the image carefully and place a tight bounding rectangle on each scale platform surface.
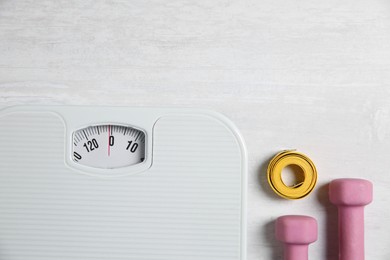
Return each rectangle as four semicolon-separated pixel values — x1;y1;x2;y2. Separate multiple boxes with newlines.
0;106;247;260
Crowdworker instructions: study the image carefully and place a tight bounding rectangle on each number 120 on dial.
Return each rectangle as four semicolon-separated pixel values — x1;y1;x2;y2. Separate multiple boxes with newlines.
72;125;145;169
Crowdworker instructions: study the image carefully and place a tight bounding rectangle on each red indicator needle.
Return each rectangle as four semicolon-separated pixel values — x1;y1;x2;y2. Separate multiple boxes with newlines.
108;125;111;156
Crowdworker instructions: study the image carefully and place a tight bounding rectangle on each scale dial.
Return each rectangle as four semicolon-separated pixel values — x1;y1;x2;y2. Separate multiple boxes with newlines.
72;125;145;169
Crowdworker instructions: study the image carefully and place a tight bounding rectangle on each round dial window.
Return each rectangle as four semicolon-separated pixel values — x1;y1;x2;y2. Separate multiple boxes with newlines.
72;125;145;169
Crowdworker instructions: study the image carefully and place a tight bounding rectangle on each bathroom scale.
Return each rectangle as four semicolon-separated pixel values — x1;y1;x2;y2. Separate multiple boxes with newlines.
0;106;247;260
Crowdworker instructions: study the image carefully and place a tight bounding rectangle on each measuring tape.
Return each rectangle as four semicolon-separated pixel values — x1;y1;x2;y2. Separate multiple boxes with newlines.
267;150;317;200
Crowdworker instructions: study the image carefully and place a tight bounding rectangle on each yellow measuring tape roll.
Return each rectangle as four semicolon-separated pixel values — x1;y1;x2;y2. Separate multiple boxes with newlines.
267;150;317;200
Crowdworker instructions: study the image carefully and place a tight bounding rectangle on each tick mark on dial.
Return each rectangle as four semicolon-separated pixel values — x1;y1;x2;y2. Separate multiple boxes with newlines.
83;130;88;140
135;132;140;141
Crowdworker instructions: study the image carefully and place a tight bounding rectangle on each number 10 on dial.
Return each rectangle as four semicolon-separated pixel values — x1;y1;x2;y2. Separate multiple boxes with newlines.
72;125;145;169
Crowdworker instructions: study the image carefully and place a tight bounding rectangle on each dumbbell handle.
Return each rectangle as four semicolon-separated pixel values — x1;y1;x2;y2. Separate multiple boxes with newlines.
283;244;309;260
338;206;365;260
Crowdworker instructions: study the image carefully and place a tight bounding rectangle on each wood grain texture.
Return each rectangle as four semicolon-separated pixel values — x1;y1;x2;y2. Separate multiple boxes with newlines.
1;0;390;259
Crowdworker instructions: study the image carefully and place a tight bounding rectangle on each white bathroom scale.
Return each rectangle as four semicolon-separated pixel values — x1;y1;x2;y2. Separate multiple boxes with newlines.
0;106;247;260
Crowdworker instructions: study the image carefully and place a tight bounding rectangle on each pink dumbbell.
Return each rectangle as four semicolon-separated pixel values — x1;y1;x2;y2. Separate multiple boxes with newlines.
275;215;318;260
329;178;373;260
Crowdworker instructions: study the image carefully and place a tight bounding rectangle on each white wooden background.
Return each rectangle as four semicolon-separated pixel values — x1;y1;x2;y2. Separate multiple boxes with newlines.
1;0;390;259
